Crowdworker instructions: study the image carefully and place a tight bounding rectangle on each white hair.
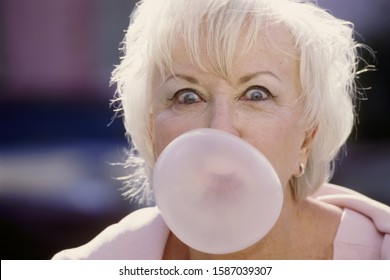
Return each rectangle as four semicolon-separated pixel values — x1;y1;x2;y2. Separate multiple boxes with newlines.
111;0;372;205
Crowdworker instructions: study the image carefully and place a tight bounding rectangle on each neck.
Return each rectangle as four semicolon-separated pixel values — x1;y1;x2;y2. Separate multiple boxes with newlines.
189;186;301;260
163;186;341;260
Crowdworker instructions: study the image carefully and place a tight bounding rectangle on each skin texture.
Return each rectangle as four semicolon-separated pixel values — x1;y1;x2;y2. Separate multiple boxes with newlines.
150;25;342;259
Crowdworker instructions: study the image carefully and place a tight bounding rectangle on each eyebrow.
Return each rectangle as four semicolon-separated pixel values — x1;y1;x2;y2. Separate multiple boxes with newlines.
163;71;280;85
238;71;281;84
163;74;199;85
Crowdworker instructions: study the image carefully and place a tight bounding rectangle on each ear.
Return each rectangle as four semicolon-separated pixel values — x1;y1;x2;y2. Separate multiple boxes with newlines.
293;125;317;176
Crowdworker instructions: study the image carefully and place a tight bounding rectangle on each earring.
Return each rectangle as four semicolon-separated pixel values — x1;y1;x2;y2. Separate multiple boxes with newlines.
295;163;305;178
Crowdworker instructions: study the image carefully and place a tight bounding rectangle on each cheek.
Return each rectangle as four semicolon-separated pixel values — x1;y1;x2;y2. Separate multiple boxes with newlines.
269;136;302;188
152;112;201;158
152;116;177;157
242;116;304;188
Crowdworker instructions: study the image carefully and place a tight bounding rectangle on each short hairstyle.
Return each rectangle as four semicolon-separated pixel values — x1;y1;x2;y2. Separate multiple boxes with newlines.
111;0;372;205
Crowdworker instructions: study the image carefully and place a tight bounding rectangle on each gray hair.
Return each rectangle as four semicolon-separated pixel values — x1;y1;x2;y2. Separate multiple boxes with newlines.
111;0;372;205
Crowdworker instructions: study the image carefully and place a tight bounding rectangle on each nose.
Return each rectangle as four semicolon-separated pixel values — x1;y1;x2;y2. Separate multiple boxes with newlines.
208;100;239;137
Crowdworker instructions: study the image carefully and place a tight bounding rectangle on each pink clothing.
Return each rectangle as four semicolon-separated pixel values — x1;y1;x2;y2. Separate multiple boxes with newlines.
314;184;390;259
52;184;390;260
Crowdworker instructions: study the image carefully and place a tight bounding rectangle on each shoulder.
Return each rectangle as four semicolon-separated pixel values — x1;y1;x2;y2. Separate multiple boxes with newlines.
313;183;390;259
334;208;386;259
52;207;169;260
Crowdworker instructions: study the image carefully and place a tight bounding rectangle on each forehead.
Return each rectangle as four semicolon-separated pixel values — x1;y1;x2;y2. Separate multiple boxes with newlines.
160;23;300;81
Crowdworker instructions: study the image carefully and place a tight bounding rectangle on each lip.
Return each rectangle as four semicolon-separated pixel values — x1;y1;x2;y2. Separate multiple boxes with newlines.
200;172;244;206
205;173;241;193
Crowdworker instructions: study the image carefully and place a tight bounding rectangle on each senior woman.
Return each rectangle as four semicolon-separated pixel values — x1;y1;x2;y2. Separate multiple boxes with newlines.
53;0;390;259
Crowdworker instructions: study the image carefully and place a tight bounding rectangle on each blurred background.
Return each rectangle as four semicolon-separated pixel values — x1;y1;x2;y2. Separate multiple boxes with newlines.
0;0;389;260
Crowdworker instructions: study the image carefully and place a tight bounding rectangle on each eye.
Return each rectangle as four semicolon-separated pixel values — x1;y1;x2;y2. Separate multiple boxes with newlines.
241;86;272;101
170;89;203;105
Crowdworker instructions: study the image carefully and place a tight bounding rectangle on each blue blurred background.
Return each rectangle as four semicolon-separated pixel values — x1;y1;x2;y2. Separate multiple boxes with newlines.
0;0;389;259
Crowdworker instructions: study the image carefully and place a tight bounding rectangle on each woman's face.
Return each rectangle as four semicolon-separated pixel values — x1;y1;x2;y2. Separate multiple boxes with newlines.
151;26;312;190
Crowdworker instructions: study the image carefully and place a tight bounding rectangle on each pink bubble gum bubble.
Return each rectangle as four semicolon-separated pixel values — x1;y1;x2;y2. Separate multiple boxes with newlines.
153;128;283;254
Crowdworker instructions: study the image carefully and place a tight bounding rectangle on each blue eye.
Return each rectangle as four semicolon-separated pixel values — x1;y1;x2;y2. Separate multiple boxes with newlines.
242;86;271;101
172;89;203;105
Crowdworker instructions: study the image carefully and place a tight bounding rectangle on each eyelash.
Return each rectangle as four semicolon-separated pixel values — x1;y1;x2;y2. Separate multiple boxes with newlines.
239;86;274;101
168;86;274;105
168;88;204;104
